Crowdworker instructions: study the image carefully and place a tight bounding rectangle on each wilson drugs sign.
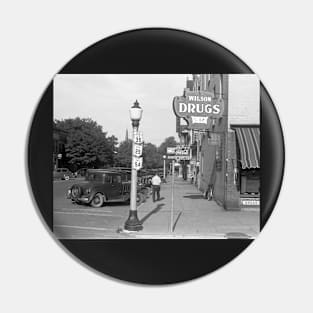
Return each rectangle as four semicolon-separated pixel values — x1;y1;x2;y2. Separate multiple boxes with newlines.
173;91;224;130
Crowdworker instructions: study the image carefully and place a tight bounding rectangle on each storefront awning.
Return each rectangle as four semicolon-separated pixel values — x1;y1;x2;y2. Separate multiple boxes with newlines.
233;127;260;169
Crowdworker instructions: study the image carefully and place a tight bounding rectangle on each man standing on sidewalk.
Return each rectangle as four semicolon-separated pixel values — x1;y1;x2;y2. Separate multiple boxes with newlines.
151;173;162;202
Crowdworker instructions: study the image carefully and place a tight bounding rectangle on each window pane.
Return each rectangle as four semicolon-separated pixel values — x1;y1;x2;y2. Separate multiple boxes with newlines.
113;175;121;183
104;175;111;183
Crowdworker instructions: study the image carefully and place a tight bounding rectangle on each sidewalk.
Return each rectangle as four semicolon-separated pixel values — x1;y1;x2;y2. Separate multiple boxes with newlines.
121;176;259;239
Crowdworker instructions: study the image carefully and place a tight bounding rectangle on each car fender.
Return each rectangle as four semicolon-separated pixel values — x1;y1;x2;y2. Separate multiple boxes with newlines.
89;190;107;202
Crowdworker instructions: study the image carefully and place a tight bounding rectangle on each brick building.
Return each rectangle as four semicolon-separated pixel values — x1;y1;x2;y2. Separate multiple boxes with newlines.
175;74;260;210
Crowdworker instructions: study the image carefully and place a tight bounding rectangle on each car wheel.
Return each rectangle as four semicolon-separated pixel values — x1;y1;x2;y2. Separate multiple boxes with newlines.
71;185;82;199
90;193;104;208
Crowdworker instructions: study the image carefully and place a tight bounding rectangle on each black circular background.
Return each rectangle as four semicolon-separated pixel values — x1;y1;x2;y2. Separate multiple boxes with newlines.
28;28;284;284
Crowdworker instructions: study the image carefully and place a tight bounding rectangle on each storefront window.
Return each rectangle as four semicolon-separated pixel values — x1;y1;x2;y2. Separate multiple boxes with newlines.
240;169;260;195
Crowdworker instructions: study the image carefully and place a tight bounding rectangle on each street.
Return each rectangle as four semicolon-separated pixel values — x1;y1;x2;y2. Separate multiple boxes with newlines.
53;179;130;238
53;177;259;239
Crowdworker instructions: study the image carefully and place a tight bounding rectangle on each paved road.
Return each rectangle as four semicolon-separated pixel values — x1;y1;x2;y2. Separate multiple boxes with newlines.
53;179;131;238
53;178;259;239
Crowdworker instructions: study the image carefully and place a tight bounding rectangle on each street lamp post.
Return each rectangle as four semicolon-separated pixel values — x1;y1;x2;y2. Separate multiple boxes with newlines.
124;100;143;232
163;155;166;180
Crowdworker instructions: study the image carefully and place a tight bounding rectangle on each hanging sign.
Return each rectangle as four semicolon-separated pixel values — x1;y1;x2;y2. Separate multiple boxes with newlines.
173;91;224;130
166;147;176;155
175;146;189;156
168;155;190;161
167;145;190;160
133;157;143;170
167;146;189;156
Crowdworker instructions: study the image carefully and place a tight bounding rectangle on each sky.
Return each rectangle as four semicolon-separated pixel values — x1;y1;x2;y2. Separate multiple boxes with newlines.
54;74;259;146
54;74;188;145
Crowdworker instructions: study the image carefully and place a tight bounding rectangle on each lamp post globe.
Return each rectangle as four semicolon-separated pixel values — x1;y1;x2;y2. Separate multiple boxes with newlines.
129;99;143;127
124;100;143;232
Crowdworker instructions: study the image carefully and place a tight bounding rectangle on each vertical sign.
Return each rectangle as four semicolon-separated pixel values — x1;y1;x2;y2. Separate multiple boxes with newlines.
134;132;143;144
134;144;143;157
133;157;143;170
133;131;143;170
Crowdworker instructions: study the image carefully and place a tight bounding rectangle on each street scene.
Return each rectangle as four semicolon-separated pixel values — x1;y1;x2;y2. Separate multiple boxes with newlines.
53;74;260;239
54;177;258;239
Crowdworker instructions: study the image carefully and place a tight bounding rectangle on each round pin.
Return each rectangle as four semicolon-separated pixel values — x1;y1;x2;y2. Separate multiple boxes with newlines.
27;28;284;284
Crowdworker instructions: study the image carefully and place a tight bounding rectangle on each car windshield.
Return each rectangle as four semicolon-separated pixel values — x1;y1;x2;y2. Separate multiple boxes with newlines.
85;172;103;182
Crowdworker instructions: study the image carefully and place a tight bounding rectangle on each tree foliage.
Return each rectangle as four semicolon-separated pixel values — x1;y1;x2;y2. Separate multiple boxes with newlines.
115;140;165;169
158;136;178;156
115;140;132;167
143;143;162;168
54;118;117;170
54;117;179;171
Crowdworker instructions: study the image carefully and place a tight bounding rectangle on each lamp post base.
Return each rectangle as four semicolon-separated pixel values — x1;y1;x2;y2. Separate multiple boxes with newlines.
124;210;143;232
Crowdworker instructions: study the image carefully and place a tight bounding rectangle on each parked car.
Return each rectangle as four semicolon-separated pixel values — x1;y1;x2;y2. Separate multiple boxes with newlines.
67;169;148;208
74;167;88;178
53;168;73;180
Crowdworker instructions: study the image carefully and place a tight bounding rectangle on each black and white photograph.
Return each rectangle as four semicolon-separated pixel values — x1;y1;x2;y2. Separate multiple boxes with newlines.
5;0;313;309
53;74;260;239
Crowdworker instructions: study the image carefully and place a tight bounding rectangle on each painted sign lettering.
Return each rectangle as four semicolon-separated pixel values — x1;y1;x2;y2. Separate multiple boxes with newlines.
173;91;224;130
134;132;143;144
133;157;143;170
134;144;143;157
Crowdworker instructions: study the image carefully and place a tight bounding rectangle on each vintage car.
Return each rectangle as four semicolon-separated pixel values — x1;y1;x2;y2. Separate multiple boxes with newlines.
53;168;74;180
67;169;148;208
73;167;88;178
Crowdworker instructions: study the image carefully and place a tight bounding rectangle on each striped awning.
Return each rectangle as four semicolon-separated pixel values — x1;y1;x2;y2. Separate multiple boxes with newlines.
233;127;260;169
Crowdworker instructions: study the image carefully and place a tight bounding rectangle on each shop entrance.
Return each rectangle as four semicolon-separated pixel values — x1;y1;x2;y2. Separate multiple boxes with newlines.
232;126;260;208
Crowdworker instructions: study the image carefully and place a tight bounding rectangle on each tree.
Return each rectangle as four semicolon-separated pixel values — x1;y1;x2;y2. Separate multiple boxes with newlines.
115;141;163;169
115;140;132;167
142;143;162;168
158;136;178;156
114;136;178;170
107;134;119;165
54;117;117;170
